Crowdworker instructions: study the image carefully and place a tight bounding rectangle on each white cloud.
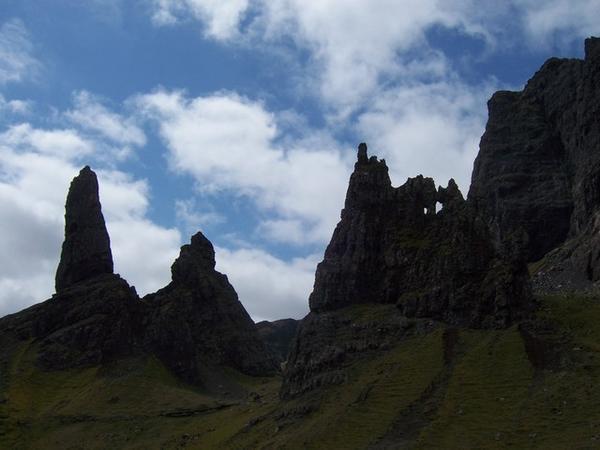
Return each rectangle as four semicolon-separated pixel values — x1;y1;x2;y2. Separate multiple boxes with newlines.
0;19;39;85
0;94;31;115
357;80;495;192
0;123;95;159
258;219;306;246
215;246;316;321
148;1;597;117
66;91;147;148
516;0;600;46
254;0;468;116
136;89;352;245
0;119;181;317
175;198;225;235
150;0;250;39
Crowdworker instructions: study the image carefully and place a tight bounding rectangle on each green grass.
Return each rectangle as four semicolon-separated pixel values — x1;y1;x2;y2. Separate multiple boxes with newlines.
3;295;600;448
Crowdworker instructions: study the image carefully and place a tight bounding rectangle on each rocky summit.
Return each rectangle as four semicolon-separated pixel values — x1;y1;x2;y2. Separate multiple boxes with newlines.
143;231;278;383
309;143;532;327
282;143;534;398
55;166;114;292
470;37;600;265
0;166;275;388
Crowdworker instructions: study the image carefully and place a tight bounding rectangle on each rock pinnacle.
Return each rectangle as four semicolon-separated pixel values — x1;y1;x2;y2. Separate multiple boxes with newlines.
55;166;113;292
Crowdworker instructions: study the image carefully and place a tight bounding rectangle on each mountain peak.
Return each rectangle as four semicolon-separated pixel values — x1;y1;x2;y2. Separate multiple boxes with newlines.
55;166;113;292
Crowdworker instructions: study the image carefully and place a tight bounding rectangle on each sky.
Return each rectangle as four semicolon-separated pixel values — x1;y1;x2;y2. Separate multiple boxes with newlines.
0;0;598;322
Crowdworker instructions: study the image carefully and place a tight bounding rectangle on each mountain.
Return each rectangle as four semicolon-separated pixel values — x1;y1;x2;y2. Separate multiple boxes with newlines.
256;318;299;363
1;37;600;449
469;36;600;290
0;166;276;401
281;143;534;398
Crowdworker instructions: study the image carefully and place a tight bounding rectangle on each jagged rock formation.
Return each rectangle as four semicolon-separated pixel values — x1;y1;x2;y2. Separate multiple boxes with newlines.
144;232;277;382
310;143;532;327
469;37;600;264
0;166;275;383
55;166;113;292
282;144;534;398
256;318;299;363
1;167;140;369
0;274;142;370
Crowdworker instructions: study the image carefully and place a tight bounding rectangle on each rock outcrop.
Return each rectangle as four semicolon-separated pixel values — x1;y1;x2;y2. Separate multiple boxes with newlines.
2;167;141;369
282;144;534;398
310;144;532;328
256;318;299;363
469;37;600;264
0;166;275;383
144;232;277;382
55;166;113;292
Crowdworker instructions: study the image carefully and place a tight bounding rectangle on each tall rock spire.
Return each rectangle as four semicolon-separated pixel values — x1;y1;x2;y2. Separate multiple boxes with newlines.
55;166;113;292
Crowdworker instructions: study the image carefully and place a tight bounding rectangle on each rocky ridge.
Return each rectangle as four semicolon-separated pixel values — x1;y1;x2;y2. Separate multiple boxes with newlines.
256;318;299;363
310;143;532;327
282;143;534;398
143;232;276;382
0;166;276;385
469;37;600;271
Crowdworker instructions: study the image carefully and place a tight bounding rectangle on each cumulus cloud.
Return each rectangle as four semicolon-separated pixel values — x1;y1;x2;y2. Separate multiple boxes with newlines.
357;80;495;191
253;0;467;116
0;19;39;85
0;113;181;317
0;123;95;159
147;1;597;116
0;94;31;115
150;0;250;39
175;198;225;235
136;89;352;245
65;91;147;148
215;246;316;321
516;0;600;46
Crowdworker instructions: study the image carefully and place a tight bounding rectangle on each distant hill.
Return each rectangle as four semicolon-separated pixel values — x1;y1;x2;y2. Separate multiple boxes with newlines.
256;318;299;363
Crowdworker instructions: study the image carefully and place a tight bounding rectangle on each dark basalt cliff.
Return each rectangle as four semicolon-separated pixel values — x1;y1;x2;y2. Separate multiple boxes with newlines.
283;37;600;401
55;166;114;291
469;37;600;264
310;143;532;327
256;318;299;363
143;232;277;382
282;144;534;398
0;167;276;383
1;168;142;370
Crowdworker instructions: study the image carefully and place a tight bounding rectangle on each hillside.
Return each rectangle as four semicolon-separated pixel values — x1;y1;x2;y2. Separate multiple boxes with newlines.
1;37;600;449
2;294;600;449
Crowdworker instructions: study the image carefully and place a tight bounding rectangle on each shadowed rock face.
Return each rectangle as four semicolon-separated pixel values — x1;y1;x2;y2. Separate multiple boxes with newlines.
1;167;276;382
309;144;533;328
55;166;113;292
256;318;300;363
143;232;278;382
469;37;600;262
282;144;534;399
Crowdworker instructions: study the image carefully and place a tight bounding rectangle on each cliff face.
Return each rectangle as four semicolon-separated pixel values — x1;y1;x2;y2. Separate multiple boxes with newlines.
144;232;277;382
1;168;142;369
0;167;275;382
256;318;299;363
282;144;534;398
469;37;600;263
310;143;532;328
55;166;114;292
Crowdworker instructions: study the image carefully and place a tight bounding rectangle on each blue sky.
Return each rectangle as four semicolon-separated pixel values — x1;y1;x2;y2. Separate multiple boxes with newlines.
0;0;598;321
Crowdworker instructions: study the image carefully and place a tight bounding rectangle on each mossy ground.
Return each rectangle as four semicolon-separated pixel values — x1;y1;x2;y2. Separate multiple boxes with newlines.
2;295;600;449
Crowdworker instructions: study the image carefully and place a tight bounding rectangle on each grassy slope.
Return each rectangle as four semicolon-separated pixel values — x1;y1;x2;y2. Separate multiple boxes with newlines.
2;294;600;449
